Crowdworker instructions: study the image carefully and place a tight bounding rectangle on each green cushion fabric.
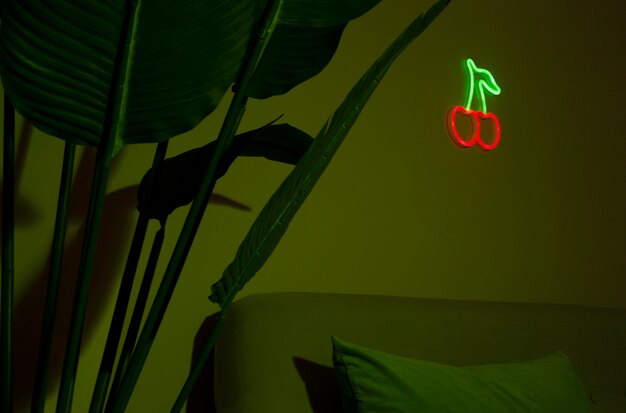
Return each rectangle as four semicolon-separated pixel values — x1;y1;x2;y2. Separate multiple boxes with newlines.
332;336;592;413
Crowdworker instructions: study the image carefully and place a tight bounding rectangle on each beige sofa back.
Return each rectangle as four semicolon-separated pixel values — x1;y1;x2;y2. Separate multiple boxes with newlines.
213;292;626;412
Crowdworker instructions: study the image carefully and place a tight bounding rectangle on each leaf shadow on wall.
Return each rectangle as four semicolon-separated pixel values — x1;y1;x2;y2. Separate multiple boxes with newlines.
187;321;343;413
0;119;40;227
12;146;138;411
188;315;219;413
9;133;252;411
293;357;343;413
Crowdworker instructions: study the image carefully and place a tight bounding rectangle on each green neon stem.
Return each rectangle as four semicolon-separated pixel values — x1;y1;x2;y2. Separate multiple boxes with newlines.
462;58;501;113
106;2;282;411
31;142;76;413
2;96;16;413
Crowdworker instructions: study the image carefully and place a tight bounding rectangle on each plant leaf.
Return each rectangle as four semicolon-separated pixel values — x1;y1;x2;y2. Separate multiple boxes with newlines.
275;0;381;27
245;23;346;98
210;0;451;306
137;123;314;221
242;0;382;99
237;123;314;164
0;0;256;154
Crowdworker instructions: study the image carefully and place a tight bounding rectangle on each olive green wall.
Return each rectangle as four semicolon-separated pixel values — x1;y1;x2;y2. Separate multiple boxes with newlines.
3;0;625;411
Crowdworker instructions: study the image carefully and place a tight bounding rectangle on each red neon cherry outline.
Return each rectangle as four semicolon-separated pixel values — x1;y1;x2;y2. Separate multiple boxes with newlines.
475;110;500;151
448;105;501;151
448;105;478;147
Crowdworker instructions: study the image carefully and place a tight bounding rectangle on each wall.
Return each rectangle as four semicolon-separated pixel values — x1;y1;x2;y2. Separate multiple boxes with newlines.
2;0;624;411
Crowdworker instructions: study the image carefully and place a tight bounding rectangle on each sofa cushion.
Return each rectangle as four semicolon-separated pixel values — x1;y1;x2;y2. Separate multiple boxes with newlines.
332;336;592;413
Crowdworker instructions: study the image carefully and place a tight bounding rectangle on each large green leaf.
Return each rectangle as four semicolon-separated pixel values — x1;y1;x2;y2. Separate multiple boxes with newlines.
0;0;256;154
245;23;346;98
275;0;381;27
243;0;381;98
210;0;451;306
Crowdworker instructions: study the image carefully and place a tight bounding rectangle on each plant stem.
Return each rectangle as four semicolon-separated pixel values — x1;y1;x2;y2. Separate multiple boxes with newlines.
31;142;76;413
106;99;238;413
104;222;167;410
170;305;230;412
89;141;168;413
55;148;112;413
106;2;283;411
2;96;16;413
56;0;140;410
171;266;245;412
88;215;149;413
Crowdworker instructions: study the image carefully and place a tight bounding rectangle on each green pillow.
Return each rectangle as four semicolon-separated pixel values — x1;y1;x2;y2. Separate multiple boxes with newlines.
332;336;591;413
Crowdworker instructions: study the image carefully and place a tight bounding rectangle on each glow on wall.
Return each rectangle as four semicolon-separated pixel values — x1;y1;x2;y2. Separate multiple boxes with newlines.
447;58;501;151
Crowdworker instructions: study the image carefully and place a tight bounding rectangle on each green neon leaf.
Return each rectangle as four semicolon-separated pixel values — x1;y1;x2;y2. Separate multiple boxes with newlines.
210;0;451;307
462;58;501;113
0;0;256;154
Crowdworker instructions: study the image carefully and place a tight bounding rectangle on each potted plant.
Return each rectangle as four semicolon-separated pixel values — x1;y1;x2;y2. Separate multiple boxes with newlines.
0;0;450;411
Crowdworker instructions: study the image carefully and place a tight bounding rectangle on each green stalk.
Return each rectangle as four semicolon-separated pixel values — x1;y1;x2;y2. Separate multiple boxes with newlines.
105;118;227;411
193;3;452;409
170;305;230;412
105;222;167;409
56;1;142;410
88;216;149;413
55;148;113;413
89;141;168;413
106;2;283;411
171;258;244;412
31;142;76;413
2;96;16;413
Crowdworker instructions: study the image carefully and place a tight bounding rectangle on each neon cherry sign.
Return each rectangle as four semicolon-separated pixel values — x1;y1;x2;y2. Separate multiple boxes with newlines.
447;58;501;151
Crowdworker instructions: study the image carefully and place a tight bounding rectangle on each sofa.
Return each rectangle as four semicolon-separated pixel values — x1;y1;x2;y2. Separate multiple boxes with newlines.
190;292;626;412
